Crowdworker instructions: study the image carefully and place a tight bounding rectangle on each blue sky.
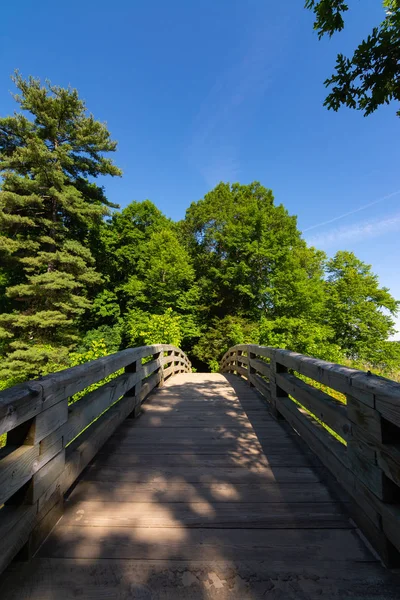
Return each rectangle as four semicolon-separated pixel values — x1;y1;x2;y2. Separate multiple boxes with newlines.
1;0;400;335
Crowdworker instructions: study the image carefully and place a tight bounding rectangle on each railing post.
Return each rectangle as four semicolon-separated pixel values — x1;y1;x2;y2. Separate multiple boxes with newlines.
153;348;165;388
249;351;256;387
125;357;143;418
167;349;175;375
346;393;400;566
269;351;288;419
236;349;243;376
4;397;68;561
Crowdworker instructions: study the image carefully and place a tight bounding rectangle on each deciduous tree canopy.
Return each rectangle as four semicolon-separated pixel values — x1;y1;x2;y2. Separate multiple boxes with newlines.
305;1;400;117
0;73;398;386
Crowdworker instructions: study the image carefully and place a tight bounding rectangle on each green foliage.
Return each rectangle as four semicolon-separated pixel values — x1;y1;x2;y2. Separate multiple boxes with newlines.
123;228;198;313
0;72;121;380
306;1;400;117
259;317;344;363
325;251;398;361
69;339;121;404
184;181;313;321
0;72;398;386
77;324;122;354
126;307;183;347
89;290;121;326
193;316;260;372
0;343;69;387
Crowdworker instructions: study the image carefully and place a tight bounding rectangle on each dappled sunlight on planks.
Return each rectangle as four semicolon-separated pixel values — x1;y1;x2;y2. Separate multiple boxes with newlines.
1;372;400;598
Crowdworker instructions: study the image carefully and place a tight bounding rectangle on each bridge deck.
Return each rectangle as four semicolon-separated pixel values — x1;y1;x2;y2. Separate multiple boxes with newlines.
1;373;399;599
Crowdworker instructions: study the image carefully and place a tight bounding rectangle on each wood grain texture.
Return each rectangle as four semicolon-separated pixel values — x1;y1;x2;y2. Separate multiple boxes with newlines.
0;445;39;505
277;371;350;439
2;371;400;598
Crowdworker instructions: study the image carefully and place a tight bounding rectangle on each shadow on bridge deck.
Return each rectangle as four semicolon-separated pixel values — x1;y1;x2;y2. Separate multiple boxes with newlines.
1;373;399;599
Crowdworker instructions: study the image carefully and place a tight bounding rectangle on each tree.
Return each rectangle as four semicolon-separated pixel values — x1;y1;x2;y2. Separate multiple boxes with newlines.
0;73;121;381
305;1;400;117
126;307;183;347
325;251;398;360
100;200;171;310
259;316;343;362
183;181;325;322
192;315;260;372
126;228;198;313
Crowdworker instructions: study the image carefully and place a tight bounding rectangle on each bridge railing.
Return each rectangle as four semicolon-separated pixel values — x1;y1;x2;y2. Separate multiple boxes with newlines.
221;344;400;566
0;344;190;574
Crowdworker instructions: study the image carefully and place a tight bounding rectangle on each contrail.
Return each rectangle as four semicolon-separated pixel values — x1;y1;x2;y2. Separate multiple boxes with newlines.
303;189;400;233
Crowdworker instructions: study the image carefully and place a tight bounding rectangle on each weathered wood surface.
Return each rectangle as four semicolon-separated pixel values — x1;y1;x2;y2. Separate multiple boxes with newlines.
0;344;191;577
1;373;399;599
221;344;400;566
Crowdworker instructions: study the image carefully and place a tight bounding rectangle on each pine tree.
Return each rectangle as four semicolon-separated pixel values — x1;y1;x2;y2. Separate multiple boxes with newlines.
0;73;121;382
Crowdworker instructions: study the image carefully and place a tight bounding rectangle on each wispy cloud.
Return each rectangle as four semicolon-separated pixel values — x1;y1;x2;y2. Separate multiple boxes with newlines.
303;189;400;233
186;14;289;187
307;212;400;249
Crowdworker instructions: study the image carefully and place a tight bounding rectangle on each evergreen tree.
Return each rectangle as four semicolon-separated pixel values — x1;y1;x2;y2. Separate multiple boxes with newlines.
0;73;121;381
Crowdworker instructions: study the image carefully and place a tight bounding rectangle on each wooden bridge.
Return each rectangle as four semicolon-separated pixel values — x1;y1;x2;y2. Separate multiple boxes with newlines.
1;344;400;598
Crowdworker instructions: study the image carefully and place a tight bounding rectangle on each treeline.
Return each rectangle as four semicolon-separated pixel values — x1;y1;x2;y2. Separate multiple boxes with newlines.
0;75;399;388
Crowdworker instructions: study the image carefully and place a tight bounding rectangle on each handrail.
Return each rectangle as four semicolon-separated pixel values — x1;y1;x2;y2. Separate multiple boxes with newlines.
221;344;400;567
0;344;191;573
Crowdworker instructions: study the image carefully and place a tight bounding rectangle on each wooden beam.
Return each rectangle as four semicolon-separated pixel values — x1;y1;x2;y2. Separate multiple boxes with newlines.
276;372;350;440
0;445;39;505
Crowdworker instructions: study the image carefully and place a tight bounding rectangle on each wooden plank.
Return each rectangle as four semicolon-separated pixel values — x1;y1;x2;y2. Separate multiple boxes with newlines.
133;415;278;427
274;393;400;559
0;344;186;436
68;480;342;503
85;463;323;483
38;526;373;561
109;426;262;440
110;426;295;440
93;451;317;469
275;396;350;490
140;371;161;402
273;349;376;407
248;373;271;400
0;382;46;437
249;358;271;378
142;357;162;379
100;440;301;456
60;390;141;496
0;504;36;574
25;399;68;445
6;558;400;600
350;428;377;464
163;365;174;380
226;344;273;361
62;370;140;446
347;498;400;567
351;423;400;489
27;450;66;504
347;395;382;442
26;499;63;561
235;364;248;378
37;435;63;470
377;444;400;489
0;444;40;505
347;442;398;502
276;372;350;440
61;500;351;529
376;393;400;429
